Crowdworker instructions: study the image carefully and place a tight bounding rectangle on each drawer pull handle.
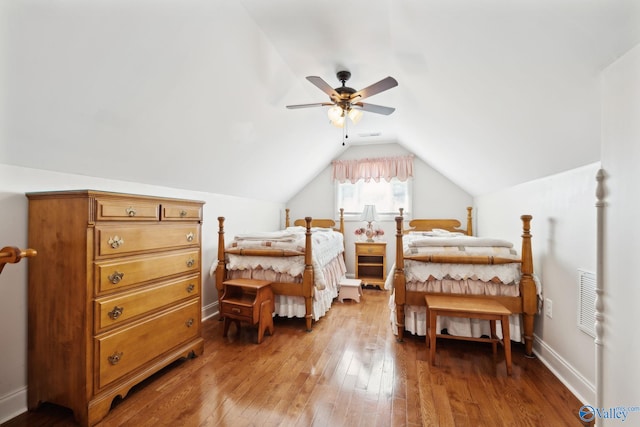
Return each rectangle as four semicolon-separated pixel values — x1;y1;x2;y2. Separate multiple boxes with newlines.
232;307;241;314
180;210;188;217
126;207;137;217
185;318;194;327
108;236;124;249
108;271;125;284
108;352;123;365
186;258;195;268
186;232;194;242
186;283;195;293
108;306;124;320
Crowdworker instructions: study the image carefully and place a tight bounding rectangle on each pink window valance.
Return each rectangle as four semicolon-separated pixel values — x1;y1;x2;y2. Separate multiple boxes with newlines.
332;155;414;183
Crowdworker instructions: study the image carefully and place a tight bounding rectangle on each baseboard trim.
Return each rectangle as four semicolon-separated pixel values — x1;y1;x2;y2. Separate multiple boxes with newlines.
533;333;595;406
0;386;27;424
202;300;219;321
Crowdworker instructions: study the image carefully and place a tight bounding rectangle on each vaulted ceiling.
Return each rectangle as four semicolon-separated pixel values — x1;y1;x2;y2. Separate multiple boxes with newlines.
3;1;639;202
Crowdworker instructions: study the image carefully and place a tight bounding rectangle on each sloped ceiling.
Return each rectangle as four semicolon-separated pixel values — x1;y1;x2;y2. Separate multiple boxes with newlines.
2;1;639;202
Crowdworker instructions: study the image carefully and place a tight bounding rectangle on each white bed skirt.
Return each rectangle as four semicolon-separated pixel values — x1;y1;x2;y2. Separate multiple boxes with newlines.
274;285;339;321
225;254;346;322
387;291;523;341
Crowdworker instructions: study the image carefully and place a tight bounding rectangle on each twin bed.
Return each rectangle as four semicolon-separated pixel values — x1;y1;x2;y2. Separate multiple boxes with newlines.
213;209;346;331
214;207;536;357
389;208;537;356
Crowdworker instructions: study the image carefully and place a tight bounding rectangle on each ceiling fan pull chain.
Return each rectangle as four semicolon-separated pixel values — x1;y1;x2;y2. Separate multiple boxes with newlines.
342;117;349;146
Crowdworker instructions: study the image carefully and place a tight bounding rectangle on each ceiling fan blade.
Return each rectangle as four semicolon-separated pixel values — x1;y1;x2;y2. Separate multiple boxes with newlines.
350;76;398;102
352;102;395;115
286;102;334;109
306;76;341;101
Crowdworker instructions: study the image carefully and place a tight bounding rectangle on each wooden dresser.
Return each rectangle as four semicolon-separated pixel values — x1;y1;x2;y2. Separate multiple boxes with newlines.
26;190;205;426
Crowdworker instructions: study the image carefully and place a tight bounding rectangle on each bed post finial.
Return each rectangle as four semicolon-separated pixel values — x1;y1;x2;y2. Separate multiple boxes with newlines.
466;206;473;236
339;208;344;234
285;208;290;228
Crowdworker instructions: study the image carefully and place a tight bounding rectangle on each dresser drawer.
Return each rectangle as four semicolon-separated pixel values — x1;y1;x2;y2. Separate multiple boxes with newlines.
356;243;386;256
161;203;203;221
96;199;160;221
95;275;200;332
96;300;200;390
95;250;200;295
96;224;200;257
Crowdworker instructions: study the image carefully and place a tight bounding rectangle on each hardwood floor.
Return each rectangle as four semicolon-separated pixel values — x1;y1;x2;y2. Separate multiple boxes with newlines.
4;289;590;427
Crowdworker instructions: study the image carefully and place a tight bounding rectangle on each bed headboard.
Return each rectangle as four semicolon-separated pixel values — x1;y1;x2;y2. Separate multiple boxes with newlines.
402;206;473;236
285;208;345;234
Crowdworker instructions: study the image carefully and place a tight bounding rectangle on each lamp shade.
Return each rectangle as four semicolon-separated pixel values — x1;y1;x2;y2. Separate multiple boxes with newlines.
360;205;378;222
348;108;363;124
328;105;345;128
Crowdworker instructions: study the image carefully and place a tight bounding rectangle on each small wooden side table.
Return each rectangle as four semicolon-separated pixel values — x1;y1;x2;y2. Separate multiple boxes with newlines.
355;241;386;289
425;295;512;375
221;279;274;344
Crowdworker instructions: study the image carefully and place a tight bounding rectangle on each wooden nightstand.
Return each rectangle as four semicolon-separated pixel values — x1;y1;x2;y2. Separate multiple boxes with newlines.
221;279;274;344
355;241;387;289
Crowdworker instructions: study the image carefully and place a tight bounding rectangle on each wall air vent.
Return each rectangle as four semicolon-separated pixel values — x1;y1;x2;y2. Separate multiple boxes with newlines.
577;269;596;338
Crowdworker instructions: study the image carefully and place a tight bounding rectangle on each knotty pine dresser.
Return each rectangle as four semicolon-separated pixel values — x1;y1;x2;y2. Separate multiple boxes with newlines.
26;190;205;426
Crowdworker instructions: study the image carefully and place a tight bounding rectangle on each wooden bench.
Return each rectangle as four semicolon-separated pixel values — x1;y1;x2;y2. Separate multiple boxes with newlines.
221;279;274;344
425;295;513;375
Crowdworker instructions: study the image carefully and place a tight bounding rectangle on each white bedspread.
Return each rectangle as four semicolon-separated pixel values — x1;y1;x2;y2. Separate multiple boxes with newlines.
401;233;521;284
226;227;344;290
385;231;542;341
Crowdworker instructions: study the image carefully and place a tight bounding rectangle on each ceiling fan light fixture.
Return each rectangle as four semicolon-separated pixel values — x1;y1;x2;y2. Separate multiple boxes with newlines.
328;105;346;128
327;105;343;121
348;108;363;125
330;115;346;128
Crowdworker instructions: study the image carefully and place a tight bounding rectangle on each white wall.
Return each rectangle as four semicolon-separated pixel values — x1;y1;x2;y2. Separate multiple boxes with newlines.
475;162;599;405
0;163;282;423
286;142;473;276
601;43;640;424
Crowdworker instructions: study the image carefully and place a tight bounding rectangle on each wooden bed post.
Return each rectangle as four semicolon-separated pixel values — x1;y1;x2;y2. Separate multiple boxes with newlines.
303;217;314;332
394;216;406;342
466;206;473;236
285;208;290;228
338;208;344;234
519;215;536;357
215;217;227;314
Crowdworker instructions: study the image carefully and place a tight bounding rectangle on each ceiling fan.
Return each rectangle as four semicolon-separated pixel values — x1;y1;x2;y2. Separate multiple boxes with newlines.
286;71;398;128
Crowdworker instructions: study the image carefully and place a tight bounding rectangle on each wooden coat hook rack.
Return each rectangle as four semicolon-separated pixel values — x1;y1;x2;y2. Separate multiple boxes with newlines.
0;246;37;274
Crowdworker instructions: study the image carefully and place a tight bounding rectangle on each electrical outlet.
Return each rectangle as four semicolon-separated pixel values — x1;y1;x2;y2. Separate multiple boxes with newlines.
545;298;553;318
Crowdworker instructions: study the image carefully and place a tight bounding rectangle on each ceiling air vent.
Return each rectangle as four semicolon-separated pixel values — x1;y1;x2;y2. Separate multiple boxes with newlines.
577;269;596;338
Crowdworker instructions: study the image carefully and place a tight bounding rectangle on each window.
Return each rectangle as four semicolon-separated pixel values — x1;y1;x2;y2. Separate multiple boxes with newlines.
332;155;414;221
335;177;412;221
